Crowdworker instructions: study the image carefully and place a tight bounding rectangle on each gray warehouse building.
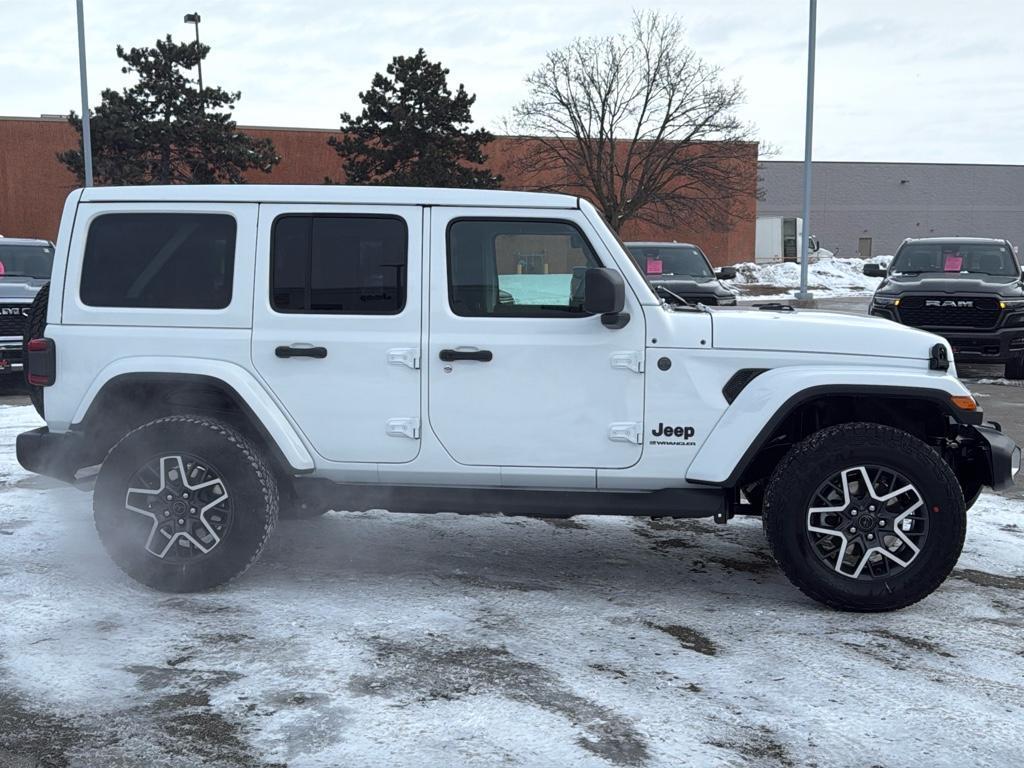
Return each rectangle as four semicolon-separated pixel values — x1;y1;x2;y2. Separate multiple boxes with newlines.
759;161;1024;259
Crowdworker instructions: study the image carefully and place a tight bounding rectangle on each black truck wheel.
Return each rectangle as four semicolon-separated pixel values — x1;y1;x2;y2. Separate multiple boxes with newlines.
93;415;278;592
1005;352;1024;380
762;422;966;612
22;281;49;417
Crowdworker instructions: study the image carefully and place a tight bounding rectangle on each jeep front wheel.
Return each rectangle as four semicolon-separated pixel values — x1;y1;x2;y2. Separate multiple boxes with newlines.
93;416;278;592
763;422;966;611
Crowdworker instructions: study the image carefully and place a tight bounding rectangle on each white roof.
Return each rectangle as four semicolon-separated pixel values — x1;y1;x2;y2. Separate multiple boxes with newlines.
625;241;700;249
0;237;53;247
904;236;1008;244
78;184;580;209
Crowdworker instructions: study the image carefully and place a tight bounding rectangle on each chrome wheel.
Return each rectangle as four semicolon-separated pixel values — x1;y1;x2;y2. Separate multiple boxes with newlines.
125;454;232;561
806;465;928;580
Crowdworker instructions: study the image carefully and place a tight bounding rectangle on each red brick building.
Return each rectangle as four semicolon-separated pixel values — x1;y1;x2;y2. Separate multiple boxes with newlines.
0;115;756;265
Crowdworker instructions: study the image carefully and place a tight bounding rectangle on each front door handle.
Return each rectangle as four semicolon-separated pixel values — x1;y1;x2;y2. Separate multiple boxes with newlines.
439;348;493;362
276;345;328;359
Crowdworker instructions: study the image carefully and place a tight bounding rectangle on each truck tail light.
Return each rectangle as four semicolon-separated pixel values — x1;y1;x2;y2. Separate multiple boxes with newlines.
26;338;56;387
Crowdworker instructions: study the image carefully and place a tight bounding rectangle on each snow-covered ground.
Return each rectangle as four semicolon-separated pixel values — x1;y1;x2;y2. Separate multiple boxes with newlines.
2;403;1023;767
730;256;890;300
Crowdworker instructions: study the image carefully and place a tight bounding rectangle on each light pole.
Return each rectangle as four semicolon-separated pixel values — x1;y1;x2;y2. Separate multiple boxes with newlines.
76;0;93;187
184;12;203;104
796;0;817;301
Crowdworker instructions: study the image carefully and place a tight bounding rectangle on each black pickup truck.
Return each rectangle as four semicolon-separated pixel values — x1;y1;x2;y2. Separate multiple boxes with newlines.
624;242;737;305
866;237;1024;377
0;238;54;375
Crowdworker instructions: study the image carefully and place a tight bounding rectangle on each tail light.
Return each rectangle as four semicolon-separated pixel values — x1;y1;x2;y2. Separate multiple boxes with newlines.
26;338;55;387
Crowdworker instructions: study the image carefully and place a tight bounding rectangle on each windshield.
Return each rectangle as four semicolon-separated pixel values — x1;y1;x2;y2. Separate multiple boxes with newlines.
0;243;54;279
889;242;1018;276
626;245;714;278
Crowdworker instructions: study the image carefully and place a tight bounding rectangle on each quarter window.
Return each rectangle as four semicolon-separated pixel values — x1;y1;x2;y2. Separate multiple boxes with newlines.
81;213;236;309
448;219;601;317
271;215;407;314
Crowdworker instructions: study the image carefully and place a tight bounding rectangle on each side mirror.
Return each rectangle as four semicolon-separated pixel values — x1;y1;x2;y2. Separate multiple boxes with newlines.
584;268;629;328
863;263;885;278
716;267;736;281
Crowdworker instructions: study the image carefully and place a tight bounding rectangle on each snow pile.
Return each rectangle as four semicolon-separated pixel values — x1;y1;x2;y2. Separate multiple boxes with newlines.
730;255;891;299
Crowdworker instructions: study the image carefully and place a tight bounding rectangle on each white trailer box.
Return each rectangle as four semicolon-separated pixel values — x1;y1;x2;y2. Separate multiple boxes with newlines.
755;216;804;264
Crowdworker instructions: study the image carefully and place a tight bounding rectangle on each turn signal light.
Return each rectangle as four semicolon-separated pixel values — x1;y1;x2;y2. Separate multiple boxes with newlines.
950;395;977;411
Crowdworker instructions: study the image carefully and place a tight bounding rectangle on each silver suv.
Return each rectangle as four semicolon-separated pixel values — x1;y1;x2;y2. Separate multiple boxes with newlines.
0;238;54;375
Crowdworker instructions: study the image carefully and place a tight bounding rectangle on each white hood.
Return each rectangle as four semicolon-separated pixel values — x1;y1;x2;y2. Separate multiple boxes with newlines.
711;309;943;361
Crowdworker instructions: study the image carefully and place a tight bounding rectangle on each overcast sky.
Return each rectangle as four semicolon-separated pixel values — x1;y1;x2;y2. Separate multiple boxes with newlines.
2;0;1022;164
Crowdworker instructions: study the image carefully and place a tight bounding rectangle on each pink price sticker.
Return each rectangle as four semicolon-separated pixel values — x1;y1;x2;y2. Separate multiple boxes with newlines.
943;255;963;272
646;257;663;275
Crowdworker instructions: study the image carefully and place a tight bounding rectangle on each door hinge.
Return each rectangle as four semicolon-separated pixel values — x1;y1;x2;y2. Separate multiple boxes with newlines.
608;422;643;444
387;348;420;369
386;418;420;439
610;351;644;374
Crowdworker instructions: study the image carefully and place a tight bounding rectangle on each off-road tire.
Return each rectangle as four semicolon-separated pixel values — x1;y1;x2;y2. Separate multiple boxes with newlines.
960;477;983;512
763;422;966;612
22;281;49;417
1005;352;1024;380
94;415;278;592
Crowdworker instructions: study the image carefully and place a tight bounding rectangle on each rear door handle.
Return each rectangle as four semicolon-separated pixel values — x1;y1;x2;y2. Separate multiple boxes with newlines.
276;345;328;359
439;349;493;362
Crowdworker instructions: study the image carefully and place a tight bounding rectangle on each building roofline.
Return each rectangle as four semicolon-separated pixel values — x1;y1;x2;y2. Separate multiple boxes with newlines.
760;159;1024;170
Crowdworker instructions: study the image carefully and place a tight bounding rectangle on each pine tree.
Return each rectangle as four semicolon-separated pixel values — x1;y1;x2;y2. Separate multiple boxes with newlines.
329;49;500;188
59;35;279;185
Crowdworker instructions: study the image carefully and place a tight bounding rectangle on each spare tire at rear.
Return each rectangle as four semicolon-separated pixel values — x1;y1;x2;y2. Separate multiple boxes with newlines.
22;281;49;417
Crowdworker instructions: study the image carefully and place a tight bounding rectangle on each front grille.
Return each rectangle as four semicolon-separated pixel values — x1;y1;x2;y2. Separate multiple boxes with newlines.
897;296;1001;329
0;305;30;337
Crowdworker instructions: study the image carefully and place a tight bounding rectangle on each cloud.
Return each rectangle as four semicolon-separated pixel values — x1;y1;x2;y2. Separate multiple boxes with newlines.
2;0;1022;163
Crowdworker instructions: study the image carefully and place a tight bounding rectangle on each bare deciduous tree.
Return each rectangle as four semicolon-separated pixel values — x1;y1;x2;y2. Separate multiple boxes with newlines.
508;11;757;232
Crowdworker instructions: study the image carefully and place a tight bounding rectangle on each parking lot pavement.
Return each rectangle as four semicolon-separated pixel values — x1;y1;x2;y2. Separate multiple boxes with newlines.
2;304;1023;766
0;377;29;408
3;394;1024;766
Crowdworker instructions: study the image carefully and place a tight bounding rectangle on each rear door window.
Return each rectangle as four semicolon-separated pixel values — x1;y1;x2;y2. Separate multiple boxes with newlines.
271;215;408;314
81;213;236;308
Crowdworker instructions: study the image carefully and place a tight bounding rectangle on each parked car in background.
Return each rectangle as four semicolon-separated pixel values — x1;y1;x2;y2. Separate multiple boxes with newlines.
0;238;54;374
625;242;737;305
866;237;1024;377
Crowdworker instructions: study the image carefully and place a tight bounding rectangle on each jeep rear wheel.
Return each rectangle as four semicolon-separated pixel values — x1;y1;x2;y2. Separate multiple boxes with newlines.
93;415;278;592
763;422;966;611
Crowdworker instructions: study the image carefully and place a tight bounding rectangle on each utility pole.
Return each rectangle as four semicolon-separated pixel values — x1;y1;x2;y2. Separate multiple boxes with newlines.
76;0;93;186
796;0;817;301
184;12;203;107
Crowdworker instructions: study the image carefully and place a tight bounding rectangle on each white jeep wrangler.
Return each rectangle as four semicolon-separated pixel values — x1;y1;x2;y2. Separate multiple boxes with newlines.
17;185;1019;610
